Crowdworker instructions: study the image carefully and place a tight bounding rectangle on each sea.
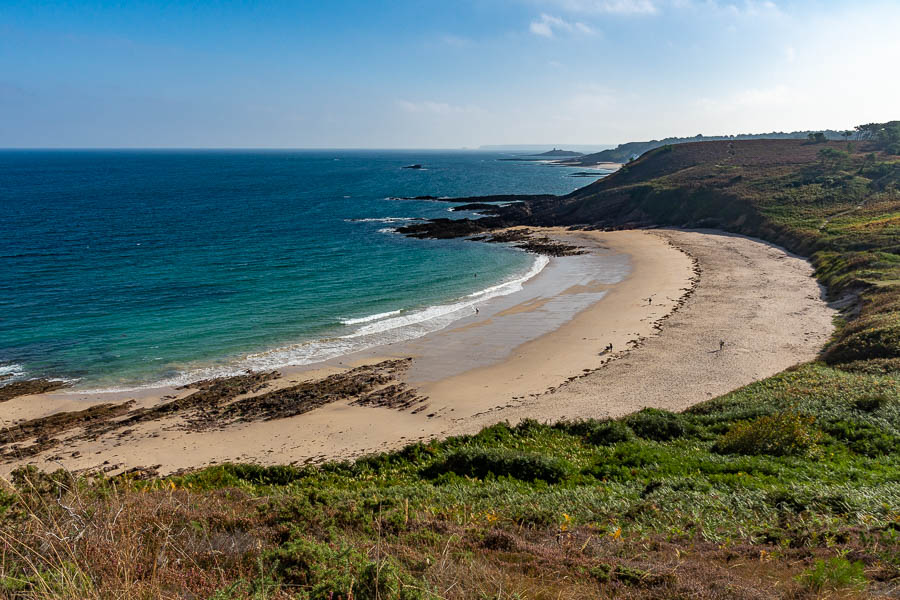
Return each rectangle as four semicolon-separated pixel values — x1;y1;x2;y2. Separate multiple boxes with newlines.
0;150;607;391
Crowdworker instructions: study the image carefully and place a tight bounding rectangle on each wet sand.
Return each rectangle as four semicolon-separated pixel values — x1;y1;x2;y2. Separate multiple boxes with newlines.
0;228;836;476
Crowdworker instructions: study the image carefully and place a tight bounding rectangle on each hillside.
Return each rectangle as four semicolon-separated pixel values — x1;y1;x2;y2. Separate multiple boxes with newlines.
561;130;850;166
2;135;900;599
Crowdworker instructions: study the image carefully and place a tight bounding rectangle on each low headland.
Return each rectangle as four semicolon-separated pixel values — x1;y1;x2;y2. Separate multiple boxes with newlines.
2;127;899;599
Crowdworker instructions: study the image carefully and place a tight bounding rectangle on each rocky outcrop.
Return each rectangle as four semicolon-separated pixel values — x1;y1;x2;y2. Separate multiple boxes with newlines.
0;379;68;403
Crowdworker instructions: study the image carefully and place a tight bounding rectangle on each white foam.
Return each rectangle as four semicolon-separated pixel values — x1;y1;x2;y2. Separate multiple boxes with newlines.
74;252;551;393
0;363;24;377
0;363;26;384
345;217;419;223
0;363;78;388
341;310;402;325
347;254;548;339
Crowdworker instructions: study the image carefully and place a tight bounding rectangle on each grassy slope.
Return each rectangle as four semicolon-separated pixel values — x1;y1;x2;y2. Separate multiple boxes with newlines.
2;140;900;600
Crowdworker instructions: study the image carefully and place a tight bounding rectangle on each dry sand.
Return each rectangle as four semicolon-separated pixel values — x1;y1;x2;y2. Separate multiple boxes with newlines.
0;228;836;476
457;229;836;432
574;162;623;170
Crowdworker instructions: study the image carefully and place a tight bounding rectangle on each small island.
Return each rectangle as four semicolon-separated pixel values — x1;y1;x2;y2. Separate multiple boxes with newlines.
530;148;583;157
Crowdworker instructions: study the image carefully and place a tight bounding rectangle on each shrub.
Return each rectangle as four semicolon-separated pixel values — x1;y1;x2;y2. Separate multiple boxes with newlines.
798;556;866;591
586;420;634;446
824;420;898;456
583;443;666;482
555;419;634;445
421;448;571;483
625;408;687;442
713;411;822;456
854;394;889;412
841;359;900;376
552;419;600;438
269;536;423;600
220;463;304;486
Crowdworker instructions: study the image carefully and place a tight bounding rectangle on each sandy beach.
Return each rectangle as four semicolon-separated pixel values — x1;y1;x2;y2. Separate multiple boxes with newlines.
0;227;836;476
568;161;623;170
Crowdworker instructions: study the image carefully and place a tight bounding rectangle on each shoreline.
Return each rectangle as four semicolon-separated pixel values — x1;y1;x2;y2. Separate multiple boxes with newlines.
556;161;623;170
0;227;835;476
0;242;552;396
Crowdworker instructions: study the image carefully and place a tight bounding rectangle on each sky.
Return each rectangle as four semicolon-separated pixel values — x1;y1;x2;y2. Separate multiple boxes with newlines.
1;0;898;148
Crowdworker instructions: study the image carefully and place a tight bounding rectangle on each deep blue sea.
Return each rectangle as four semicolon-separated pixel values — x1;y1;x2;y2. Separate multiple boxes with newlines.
0;150;600;390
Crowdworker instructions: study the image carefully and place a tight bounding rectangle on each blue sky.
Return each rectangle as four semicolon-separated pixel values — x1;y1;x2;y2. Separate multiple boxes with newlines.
1;0;898;147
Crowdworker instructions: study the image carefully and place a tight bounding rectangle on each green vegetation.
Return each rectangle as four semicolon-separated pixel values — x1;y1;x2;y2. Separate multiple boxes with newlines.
807;132;828;143
856;121;900;154
712;410;822;457
3;363;899;598
3;124;900;598
570;128;848;165
799;556;868;592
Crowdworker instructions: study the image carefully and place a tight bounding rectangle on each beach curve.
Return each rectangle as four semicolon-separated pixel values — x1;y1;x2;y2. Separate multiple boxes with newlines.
0;228;836;476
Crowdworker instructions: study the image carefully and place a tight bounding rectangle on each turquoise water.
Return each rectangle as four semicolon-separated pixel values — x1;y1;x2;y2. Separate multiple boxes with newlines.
0;150;598;389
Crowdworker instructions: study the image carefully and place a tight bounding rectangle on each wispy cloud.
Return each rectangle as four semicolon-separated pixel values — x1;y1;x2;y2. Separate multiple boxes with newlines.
529;13;595;37
530;0;782;17
681;0;782;17
537;0;658;15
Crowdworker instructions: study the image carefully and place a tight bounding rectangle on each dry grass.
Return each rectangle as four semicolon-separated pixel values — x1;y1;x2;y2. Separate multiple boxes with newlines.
3;464;894;599
0;469;282;599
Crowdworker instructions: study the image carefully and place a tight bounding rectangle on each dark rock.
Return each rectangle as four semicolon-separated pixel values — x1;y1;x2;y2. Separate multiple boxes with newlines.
0;379;69;403
398;218;499;239
529;148;584;157
450;203;501;212
477;229;585;256
392;193;551;204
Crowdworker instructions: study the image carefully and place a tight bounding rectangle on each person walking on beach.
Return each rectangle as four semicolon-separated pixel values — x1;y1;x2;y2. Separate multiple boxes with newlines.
719;340;726;352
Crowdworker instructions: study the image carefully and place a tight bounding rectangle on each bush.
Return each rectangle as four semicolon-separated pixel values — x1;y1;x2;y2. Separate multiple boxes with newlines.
854;394;890;412
269;536;423;600
713;411;822;456
824;420;899;456
625;408;687;442
798;556;866;591
586;420;634;446
841;359;900;375
555;419;634;445
421;448;571;483
220;463;304;486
